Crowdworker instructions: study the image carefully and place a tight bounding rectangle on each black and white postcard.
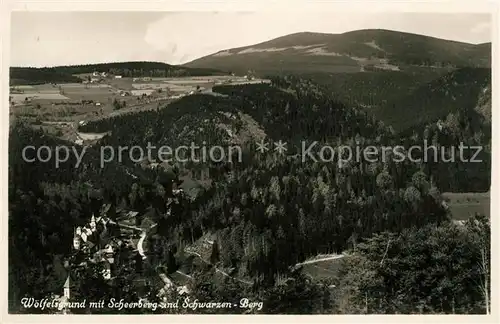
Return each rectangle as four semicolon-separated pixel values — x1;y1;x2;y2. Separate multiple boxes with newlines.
3;1;497;322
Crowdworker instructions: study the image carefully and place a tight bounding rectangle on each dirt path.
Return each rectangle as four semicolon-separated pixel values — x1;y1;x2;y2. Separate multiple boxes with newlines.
137;223;158;259
175;270;193;279
295;254;346;267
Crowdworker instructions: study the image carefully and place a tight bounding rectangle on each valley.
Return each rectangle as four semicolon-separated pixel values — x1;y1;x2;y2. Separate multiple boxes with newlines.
8;27;492;315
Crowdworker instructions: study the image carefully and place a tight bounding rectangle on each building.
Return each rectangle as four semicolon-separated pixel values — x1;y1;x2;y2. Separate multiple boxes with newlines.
51;271;79;314
53;205;149;312
72;213;120;281
437;120;444;131
63;276;71;300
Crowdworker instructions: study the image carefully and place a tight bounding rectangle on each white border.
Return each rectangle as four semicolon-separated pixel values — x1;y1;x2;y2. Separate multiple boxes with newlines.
1;1;498;324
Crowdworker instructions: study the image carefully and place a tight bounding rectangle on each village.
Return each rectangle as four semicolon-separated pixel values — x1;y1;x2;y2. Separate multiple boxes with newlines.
50;188;195;314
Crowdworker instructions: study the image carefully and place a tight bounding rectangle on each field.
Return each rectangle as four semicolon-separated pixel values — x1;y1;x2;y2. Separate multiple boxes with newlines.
9;75;269;144
442;192;490;220
10;93;70;103
301;258;345;281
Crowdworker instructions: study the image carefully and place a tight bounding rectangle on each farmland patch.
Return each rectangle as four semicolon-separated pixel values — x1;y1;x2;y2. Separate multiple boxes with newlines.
442;192;490;220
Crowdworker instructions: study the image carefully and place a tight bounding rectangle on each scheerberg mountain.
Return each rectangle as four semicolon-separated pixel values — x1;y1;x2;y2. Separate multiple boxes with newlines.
183;29;491;74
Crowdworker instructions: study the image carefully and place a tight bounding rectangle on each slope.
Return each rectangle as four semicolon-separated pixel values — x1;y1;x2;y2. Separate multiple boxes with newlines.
184;29;491;74
374;67;491;132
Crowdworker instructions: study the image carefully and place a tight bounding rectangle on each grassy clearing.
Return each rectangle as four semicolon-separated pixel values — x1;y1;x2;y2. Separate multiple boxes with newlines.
10;93;70;103
442;192;490;220
301;257;346;281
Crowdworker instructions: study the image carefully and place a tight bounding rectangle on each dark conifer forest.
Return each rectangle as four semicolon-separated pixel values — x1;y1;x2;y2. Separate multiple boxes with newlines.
10;62;225;85
9;75;491;314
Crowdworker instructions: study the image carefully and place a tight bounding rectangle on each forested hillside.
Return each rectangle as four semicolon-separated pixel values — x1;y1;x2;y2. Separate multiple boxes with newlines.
336;215;490;314
294;69;448;109
273;68;491;136
10;62;225;85
8;122;172;311
375;67;491;132
9;75;491;314
10;68;82;85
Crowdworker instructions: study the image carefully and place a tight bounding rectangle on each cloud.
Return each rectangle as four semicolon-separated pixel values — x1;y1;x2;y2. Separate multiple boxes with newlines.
471;21;491;34
143;12;371;64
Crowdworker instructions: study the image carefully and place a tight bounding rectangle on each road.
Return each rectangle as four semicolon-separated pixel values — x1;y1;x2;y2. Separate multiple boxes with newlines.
184;249;345;285
110;220;157;259
137;232;147;259
115;215;343;284
294;254;346;267
136;223;158;259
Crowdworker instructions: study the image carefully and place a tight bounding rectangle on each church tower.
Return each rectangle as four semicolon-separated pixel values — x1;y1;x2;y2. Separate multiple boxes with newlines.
63;275;70;299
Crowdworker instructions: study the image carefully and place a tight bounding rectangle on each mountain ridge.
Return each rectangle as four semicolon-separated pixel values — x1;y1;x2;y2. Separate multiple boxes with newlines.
183;29;491;74
212;29;489;54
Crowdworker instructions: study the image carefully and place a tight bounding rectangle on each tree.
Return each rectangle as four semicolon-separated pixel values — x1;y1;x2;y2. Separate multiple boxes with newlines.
465;215;490;314
411;171;429;192
337;220;490;314
210;240;220;265
165;248;178;274
113;98;124;110
261;271;332;314
376;171;393;190
404;186;421;208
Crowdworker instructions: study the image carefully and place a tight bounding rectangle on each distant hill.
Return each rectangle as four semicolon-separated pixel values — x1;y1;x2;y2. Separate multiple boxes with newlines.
184;29;491;75
374;67;491;132
10;61;226;85
295;67;491;133
297;68;449;109
10;68;82;85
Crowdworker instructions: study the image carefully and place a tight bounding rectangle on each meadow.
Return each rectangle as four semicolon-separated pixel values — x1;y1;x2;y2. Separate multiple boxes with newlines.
301;258;345;281
442;192;491;220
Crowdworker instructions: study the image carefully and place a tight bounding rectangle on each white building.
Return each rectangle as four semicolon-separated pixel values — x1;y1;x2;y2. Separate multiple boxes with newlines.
90;214;96;232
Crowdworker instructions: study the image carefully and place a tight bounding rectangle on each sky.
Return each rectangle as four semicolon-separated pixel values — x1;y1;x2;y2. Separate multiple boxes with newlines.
10;12;492;67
